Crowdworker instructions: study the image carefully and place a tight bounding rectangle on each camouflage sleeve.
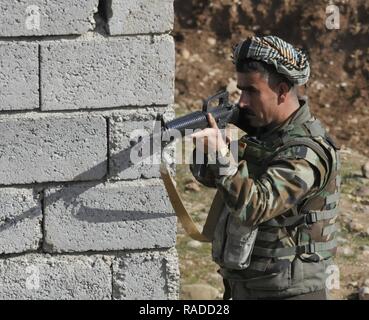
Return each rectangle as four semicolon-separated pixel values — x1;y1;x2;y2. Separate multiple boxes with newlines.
189;149;217;188
189;147;239;188
210;149;326;227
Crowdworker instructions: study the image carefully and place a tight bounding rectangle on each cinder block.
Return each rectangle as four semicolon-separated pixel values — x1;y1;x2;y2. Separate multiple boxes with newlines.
0;43;38;111
0;114;107;185
106;0;174;35
40;35;175;110
0;0;99;37
113;248;179;300
43;179;176;252
109;108;175;180
0;188;42;254
0;254;111;299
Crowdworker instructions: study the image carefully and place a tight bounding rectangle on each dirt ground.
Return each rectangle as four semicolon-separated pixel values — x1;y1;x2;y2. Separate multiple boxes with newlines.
175;148;369;300
172;0;369;300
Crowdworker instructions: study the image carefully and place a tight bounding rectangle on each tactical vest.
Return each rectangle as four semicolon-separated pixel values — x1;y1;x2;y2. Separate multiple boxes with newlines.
213;112;340;296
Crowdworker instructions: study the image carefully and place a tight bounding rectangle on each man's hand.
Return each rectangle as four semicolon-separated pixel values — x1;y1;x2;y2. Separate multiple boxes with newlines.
190;113;228;154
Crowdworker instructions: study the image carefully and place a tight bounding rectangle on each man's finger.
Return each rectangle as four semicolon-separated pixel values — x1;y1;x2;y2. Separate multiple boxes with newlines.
207;113;218;129
225;126;232;144
190;128;212;139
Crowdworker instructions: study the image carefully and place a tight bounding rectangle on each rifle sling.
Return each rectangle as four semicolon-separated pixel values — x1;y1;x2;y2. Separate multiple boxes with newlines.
160;163;210;242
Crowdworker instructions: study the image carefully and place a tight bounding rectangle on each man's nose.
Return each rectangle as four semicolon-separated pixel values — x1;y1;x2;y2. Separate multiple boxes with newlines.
238;91;250;109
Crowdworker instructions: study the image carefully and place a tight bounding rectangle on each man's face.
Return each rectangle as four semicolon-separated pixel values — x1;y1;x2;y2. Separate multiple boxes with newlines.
236;71;279;127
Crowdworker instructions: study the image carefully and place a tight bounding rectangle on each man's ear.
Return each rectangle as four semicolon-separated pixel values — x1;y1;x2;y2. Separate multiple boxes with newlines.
277;82;290;103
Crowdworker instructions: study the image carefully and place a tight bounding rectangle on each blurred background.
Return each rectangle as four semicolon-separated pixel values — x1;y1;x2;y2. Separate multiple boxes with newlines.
172;0;369;300
174;0;368;154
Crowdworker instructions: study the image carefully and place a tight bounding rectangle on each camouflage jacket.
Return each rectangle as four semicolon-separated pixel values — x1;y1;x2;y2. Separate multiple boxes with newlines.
190;99;340;298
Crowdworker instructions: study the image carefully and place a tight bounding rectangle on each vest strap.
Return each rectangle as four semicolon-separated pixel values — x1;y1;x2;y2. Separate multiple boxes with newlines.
262;207;338;228
336;154;341;170
336;175;341;188
256;231;280;242
253;239;337;258
308;208;338;223
248;261;268;272
262;215;304;228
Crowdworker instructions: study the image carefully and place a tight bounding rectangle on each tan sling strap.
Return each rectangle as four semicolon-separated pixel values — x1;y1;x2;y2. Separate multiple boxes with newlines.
160;162;212;242
202;190;224;241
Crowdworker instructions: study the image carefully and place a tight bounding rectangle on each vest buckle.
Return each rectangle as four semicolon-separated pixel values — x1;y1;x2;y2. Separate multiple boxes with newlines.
306;212;318;224
307;242;316;254
297;242;316;255
299;242;316;254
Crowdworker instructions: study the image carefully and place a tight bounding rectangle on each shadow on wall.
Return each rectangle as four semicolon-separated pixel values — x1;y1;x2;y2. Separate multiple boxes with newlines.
0;139;173;233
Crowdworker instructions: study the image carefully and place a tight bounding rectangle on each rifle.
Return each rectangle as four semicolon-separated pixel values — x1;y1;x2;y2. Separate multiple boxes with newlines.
155;91;241;242
130;90;240;166
129;91;240;241
160;90;240;148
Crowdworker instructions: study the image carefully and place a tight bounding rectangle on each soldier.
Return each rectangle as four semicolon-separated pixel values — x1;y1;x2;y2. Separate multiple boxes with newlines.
190;36;340;300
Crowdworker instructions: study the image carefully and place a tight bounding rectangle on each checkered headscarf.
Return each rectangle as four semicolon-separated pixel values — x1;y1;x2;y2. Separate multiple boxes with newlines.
233;36;310;85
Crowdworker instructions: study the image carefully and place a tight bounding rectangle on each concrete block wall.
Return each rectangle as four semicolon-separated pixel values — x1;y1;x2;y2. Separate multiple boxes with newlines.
0;0;179;299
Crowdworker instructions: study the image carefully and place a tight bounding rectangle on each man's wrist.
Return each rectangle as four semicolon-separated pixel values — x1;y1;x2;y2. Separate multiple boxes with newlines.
207;145;238;178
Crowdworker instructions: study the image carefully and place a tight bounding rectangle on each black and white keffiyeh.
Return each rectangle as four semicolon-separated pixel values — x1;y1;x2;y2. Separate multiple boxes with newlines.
233;36;310;85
